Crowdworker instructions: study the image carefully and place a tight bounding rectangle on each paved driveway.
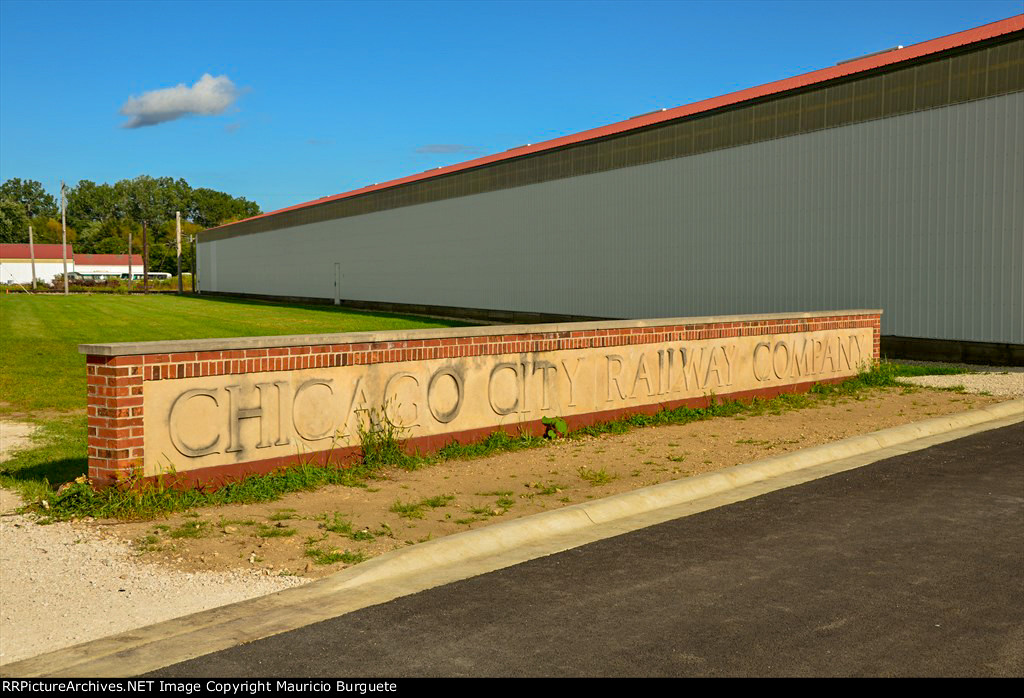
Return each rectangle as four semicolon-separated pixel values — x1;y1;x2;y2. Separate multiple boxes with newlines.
153;423;1024;677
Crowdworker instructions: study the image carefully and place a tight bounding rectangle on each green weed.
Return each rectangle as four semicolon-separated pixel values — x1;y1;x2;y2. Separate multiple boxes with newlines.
390;494;455;519
169;520;208;539
541;416;568;439
320;513;375;541
256;524;296;538
577;467;616;486
304;546;367;566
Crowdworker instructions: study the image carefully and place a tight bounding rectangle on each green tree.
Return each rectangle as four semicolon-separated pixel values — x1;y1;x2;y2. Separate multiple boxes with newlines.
2;175;260;252
0;199;31;243
73;221;106;254
189;187;260;228
0;178;58;219
117;176;158;227
25;216;74;245
117;176;178;287
66;180;120;231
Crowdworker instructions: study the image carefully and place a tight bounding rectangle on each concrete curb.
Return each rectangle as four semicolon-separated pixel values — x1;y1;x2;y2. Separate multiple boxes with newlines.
3;398;1021;678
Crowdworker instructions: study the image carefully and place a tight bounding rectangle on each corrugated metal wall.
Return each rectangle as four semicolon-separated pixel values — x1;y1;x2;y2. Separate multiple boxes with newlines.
200;91;1023;344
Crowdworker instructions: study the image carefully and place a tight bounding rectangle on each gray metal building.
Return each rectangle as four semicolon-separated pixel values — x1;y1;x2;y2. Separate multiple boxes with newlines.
199;17;1024;360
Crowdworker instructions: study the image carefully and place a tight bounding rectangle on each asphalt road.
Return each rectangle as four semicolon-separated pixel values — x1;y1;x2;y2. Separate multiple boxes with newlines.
154;422;1024;677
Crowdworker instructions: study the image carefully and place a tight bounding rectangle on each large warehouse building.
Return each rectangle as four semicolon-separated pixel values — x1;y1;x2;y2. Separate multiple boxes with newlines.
199;16;1023;362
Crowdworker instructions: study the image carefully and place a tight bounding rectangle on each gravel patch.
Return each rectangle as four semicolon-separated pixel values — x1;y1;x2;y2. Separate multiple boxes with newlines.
894;361;1024;398
0;510;309;666
1;419;309;667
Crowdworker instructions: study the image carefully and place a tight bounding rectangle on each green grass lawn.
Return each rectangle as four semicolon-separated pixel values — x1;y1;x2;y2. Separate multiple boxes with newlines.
0;293;465;413
0;293;465;500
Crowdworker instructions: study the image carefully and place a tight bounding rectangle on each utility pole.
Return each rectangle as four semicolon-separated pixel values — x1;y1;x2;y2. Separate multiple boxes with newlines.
128;231;133;286
142;219;149;294
192;235;199;294
176;210;182;294
28;225;36;290
60;181;68;295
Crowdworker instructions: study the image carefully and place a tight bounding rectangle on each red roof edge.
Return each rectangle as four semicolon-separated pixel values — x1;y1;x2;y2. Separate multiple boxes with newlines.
0;243;74;259
205;14;1024;234
75;254;145;266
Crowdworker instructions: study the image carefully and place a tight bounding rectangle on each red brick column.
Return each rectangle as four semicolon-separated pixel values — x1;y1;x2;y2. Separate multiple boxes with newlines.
86;355;144;487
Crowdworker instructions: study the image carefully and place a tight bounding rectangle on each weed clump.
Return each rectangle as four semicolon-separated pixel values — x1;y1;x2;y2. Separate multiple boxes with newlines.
390;494;455;519
304;546;366;566
577;467;617;486
358;403;415;470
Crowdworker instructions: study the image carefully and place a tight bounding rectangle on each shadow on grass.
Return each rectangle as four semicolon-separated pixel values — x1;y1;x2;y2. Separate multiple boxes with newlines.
0;416;88;498
176;294;473;327
1;457;87;487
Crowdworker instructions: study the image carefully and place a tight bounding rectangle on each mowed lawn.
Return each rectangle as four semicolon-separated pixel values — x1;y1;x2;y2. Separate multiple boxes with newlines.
0;294;466;414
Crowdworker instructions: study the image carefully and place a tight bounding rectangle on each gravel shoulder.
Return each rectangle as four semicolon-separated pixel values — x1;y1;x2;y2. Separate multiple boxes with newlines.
0;508;307;666
1;418;305;667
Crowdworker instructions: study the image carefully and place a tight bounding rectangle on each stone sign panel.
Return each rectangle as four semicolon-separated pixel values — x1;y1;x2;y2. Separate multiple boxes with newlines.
81;311;881;487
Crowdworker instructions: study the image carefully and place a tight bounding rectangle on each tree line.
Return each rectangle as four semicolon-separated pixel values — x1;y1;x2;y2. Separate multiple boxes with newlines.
0;177;260;275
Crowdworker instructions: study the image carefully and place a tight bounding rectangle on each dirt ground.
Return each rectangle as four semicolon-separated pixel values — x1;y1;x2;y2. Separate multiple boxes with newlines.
101;386;1000;580
0;420;35;463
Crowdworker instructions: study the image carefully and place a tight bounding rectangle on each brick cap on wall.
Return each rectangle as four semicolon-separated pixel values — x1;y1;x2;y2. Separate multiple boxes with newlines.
79;309;884;357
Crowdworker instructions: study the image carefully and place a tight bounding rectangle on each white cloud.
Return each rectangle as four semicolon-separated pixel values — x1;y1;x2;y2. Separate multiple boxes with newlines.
120;74;242;129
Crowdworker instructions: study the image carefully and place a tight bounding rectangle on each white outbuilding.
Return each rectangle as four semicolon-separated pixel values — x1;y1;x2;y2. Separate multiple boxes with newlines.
0;243;74;286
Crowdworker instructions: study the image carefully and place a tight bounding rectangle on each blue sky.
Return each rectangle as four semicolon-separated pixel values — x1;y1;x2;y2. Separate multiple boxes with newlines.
1;0;1019;213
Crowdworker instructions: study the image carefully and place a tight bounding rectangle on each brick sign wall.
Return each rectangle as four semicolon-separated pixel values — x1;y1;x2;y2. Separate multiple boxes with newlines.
81;311;881;488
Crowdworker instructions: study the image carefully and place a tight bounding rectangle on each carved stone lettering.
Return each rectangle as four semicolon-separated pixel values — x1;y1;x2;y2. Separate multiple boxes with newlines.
773;341;790;379
704;346;727;388
169;389;221;457
791;339;812;378
681;347;705;391
384;371;421;427
488;363;520;415
821;337;837;372
847;335;862;366
721;345;737;385
631;354;655;398
533;362;558;410
143;325;875;477
606;355;627;402
427;367;463;424
812;338;826;374
656;351;667;394
753;342;772;382
225;383;278;452
292;379;336;441
561;358;583;407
